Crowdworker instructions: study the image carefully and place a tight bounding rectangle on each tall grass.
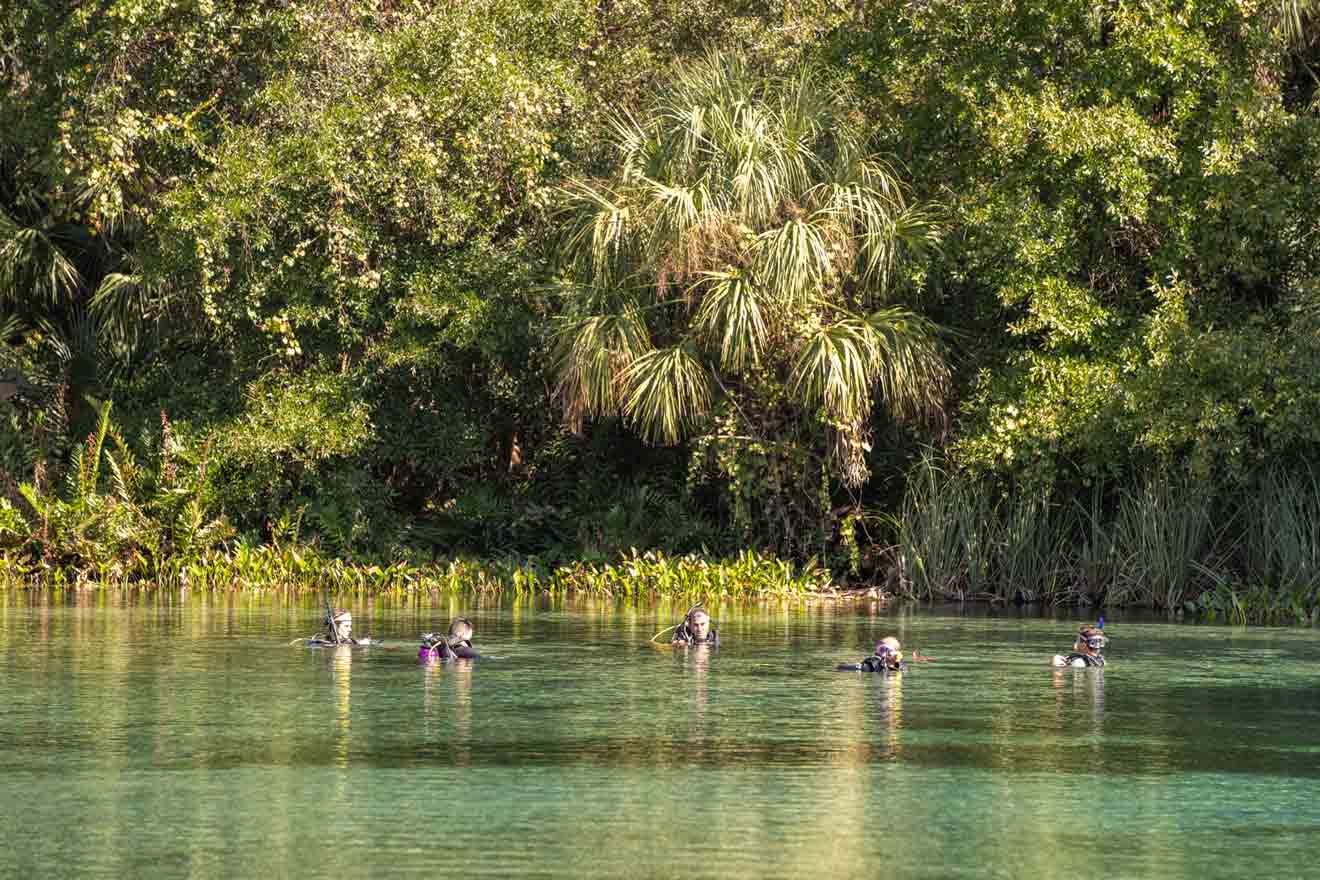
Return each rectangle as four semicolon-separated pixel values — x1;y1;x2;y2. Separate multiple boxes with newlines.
1107;477;1218;611
1236;468;1320;621
889;456;990;600
889;456;1320;623
1071;487;1123;605
994;491;1073;604
889;455;1071;603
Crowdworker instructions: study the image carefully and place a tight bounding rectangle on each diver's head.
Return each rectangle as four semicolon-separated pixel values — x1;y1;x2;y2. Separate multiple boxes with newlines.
1075;625;1106;654
876;636;903;665
332;610;352;640
448;617;474;644
686;609;712;641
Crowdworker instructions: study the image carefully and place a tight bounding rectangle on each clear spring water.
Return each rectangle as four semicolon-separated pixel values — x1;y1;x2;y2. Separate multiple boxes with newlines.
3;592;1319;879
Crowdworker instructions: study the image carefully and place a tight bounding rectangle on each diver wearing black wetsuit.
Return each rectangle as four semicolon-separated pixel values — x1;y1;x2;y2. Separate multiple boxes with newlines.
308;610;372;646
1052;624;1107;668
672;607;719;646
419;617;480;660
838;637;904;672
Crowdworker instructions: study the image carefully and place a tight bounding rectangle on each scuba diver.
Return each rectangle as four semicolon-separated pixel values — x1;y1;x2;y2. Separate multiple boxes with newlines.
419;617;480;661
837;636;905;672
1051;623;1107;667
307;609;373;647
671;606;719;646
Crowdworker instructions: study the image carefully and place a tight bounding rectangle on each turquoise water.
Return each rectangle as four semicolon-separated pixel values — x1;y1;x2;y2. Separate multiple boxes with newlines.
3;592;1319;879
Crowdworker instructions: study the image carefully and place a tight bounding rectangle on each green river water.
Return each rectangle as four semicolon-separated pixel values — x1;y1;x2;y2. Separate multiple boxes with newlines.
2;592;1319;879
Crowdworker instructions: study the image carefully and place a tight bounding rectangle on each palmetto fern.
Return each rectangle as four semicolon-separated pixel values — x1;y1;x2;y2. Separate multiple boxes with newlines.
552;52;949;482
5;400;231;575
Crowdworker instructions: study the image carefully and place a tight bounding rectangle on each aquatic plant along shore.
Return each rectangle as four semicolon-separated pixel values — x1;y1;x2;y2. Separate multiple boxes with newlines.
888;459;1320;624
0;546;831;599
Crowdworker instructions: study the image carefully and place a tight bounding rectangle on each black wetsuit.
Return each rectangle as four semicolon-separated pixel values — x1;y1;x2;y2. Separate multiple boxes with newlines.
1061;652;1105;667
671;623;718;646
307;636;371;646
420;637;480;660
838;654;904;672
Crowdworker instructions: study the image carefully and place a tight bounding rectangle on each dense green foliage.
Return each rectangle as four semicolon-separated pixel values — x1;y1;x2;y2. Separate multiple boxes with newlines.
553;54;947;557
3;0;1320;615
840;0;1320;487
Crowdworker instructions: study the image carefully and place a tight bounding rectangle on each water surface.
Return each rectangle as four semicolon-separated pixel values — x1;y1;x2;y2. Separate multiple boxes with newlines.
3;593;1318;878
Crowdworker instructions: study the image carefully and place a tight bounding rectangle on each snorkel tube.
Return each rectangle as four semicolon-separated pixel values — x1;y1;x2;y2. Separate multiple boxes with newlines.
322;590;341;645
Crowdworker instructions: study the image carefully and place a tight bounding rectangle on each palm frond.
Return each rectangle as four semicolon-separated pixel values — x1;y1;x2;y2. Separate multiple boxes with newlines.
90;271;149;347
756;218;832;304
0;312;23;342
858;204;943;296
0;216;83;306
862;307;949;423
791;308;948;425
1277;0;1320;50
556;179;636;288
621;343;713;445
790;318;878;423
644;178;707;265
729;108;789;226
609;110;651;179
554;311;653;428
773;66;833;193
693;270;767;371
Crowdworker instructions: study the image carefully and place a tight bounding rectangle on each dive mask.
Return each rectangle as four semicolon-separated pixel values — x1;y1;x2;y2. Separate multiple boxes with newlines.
875;643;903;664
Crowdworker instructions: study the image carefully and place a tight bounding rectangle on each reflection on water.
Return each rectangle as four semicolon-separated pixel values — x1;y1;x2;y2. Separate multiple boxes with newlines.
334;646;352;770
2;591;1320;879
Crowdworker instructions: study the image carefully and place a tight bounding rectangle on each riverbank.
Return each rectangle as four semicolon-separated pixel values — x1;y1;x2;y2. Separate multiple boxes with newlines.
0;546;833;599
4;541;1318;626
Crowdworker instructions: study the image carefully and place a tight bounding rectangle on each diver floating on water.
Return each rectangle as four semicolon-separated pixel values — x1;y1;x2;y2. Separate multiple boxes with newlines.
838;636;905;672
671;605;718;646
304;609;373;647
1051;620;1106;668
419;617;480;661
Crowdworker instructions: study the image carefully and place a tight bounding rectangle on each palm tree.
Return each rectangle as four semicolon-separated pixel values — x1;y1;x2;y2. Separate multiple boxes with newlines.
1278;0;1320;52
551;54;948;548
0;190;158;477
